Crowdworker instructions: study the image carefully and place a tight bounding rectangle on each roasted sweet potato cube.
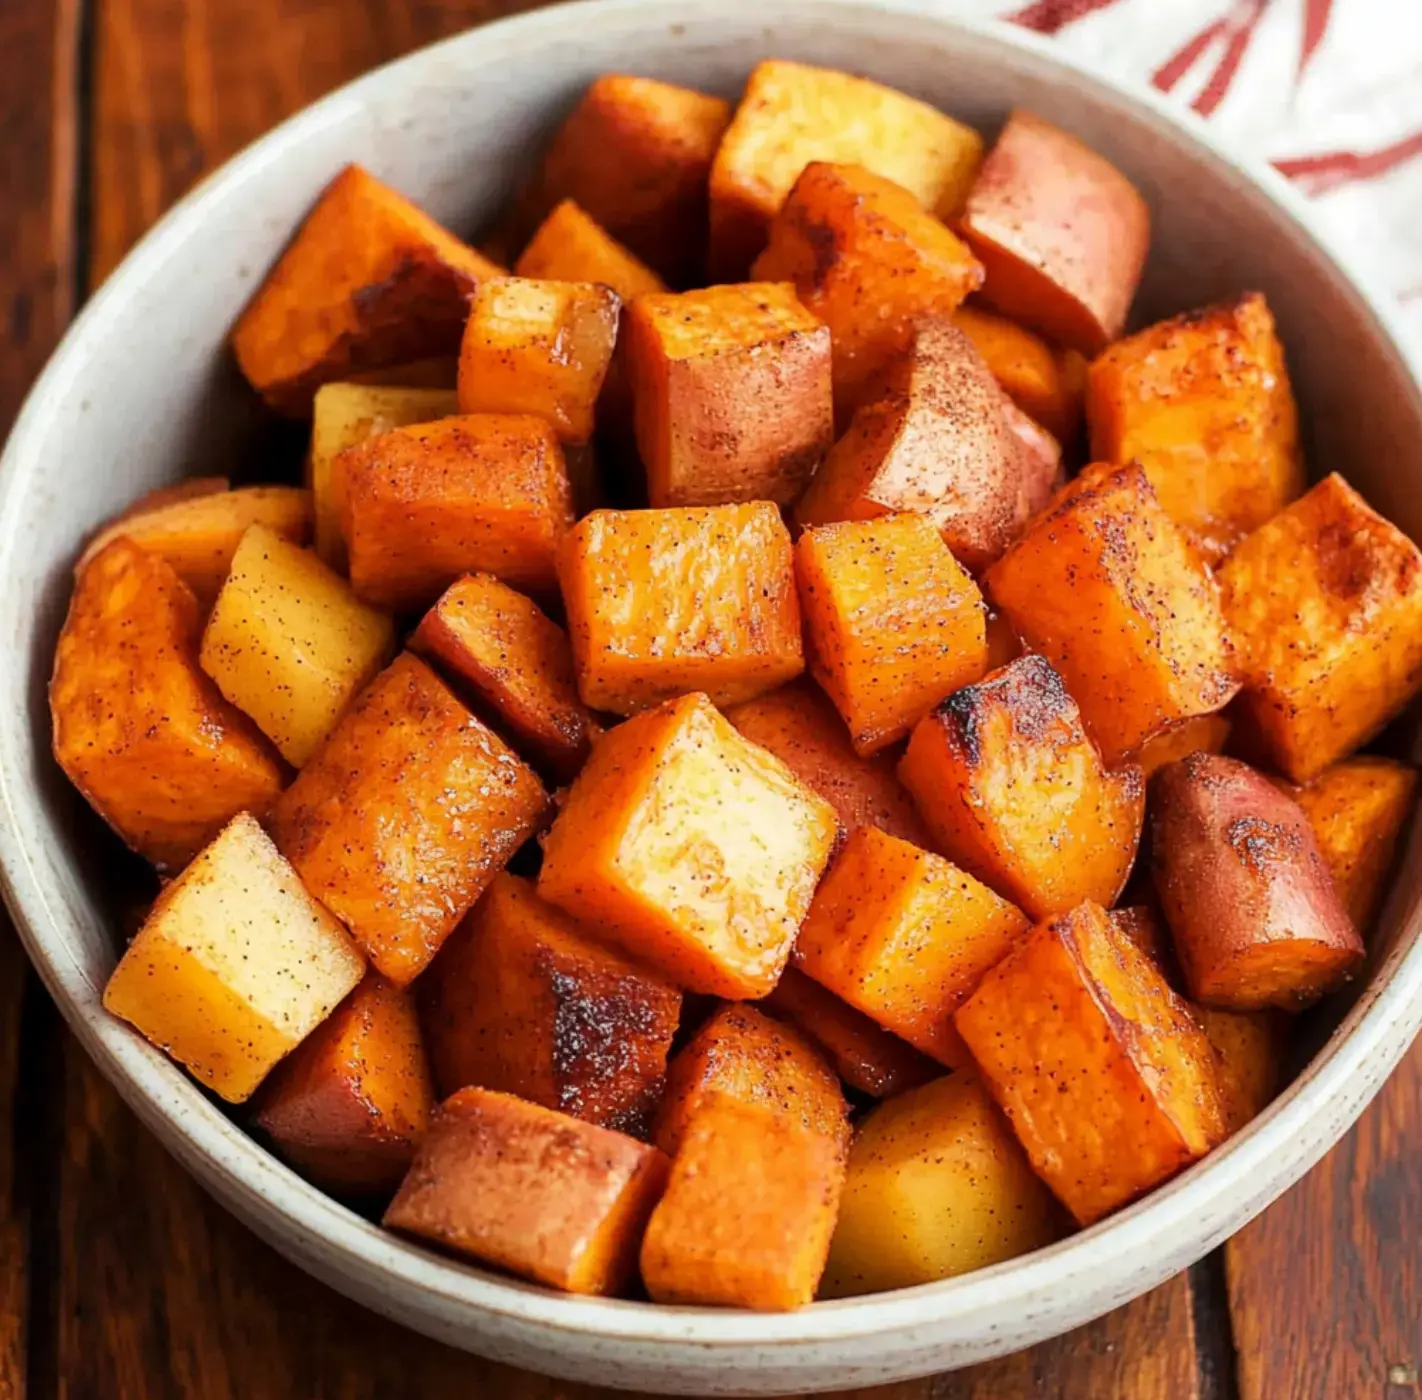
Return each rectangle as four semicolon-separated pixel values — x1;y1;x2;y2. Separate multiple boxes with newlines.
514;199;668;300
342;357;459;390
51;539;285;871
796;515;988;755
1152;753;1365;1010
626;283;833;507
956;900;1226;1224
723;681;932;850
384;1086;669;1296
558;503;803;714
960;110;1149;356
410;572;598;781
709;60;984;278
795;827;1029;1065
1137;713;1233;782
982;607;1022;672
795;319;1025;573
1109;903;1177;981
340;413;573;610
751;163;983;414
1002;400;1064;524
899;655;1144;920
253;973;433;1194
539;693;838;998
986;462;1239;761
953;306;1076;441
103;813;365;1103
231;165;503;414
418;874;681;1136
640;1092;846;1310
652;1003;848;1157
1194;1006;1287;1135
116;476;229;520
1087;294;1303;561
270;652;549;985
1218;474;1422;783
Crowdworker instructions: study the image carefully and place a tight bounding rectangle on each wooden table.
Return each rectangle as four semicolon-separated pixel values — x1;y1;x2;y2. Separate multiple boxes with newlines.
1;2;1419;1395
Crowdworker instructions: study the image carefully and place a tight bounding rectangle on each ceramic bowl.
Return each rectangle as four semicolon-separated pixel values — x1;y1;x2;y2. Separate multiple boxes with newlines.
3;1;1421;1393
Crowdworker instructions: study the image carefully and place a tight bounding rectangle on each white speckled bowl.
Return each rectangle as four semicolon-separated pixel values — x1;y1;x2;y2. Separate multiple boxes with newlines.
3;1;1421;1393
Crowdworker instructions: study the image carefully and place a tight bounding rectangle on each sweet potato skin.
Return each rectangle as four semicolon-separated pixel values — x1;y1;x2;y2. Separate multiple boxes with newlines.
514;199;668;300
1151;752;1364;1010
51;539;285;871
1002;399;1064;526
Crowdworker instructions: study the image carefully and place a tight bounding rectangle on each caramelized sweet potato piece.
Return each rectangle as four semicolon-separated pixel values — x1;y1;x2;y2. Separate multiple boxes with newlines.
796;514;987;754
51;539;285;871
1109;903;1174;975
384;1086;669;1296
254;973;433;1194
539;693;838;999
953;306;1076;441
1194;1005;1287;1135
232;165;503;414
270;652;549;986
795;827;1029;1065
982;607;1022;672
558;502;803;714
1218;474;1422;783
1137;713;1232;782
899;655;1144;920
1152;753;1365;1010
986;462;1239;761
514;199;668;300
117;476;229;520
956;901;1226;1225
960;110;1149;356
341;413;574;609
710;60;983;278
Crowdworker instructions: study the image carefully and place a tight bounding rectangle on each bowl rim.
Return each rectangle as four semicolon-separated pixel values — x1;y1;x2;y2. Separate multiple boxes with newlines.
3;0;1421;1354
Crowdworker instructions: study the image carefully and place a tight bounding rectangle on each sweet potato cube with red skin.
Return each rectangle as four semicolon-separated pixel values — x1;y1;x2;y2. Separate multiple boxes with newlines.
1218;474;1422;783
796;319;1026;573
384;1086;669;1296
953;305;1077;442
761;968;939;1099
410;573;599;782
1002;399;1064;523
1137;713;1233;782
626;283;833;508
986;462;1240;762
961;110;1150;357
956;901;1227;1225
539;693;838;999
232;165;504;415
253;973;434;1195
751;162;983;415
899;655;1144;921
558;503;803;715
640;1092;847;1310
50;539;285;872
418;874;681;1137
1193;1005;1287;1135
796;515;988;756
795;827;1029;1066
515;200;668;301
1151;753;1364;1011
270;653;549;986
652;1003;848;1158
723;681;933;851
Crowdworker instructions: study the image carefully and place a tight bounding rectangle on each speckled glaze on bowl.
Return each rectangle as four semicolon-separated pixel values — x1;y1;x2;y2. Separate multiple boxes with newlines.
2;1;1420;1393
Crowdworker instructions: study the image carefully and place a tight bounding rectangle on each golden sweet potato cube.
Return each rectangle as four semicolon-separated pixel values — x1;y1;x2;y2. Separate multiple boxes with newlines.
558;503;803;714
751;162;983;414
539;693;838;998
1219;473;1422;783
199;525;395;767
640;1092;846;1310
1087;294;1303;561
953;306;1076;441
1137;713;1233;782
270;652;549;986
116;476;229;520
986;462;1239;761
419;874;681;1136
253;973;433;1194
795;319;1025;573
232;165;504;414
795;827;1029;1065
1194;1006;1287;1135
626;283;833;507
308;383;458;570
709;59;984;278
956;901;1226;1225
340;413;574;610
796;515;988;755
899;654;1144;920
51;539;285;871
384;1086;669;1296
514;199;668;300
103;813;365;1103
982;607;1022;672
410;572;599;781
